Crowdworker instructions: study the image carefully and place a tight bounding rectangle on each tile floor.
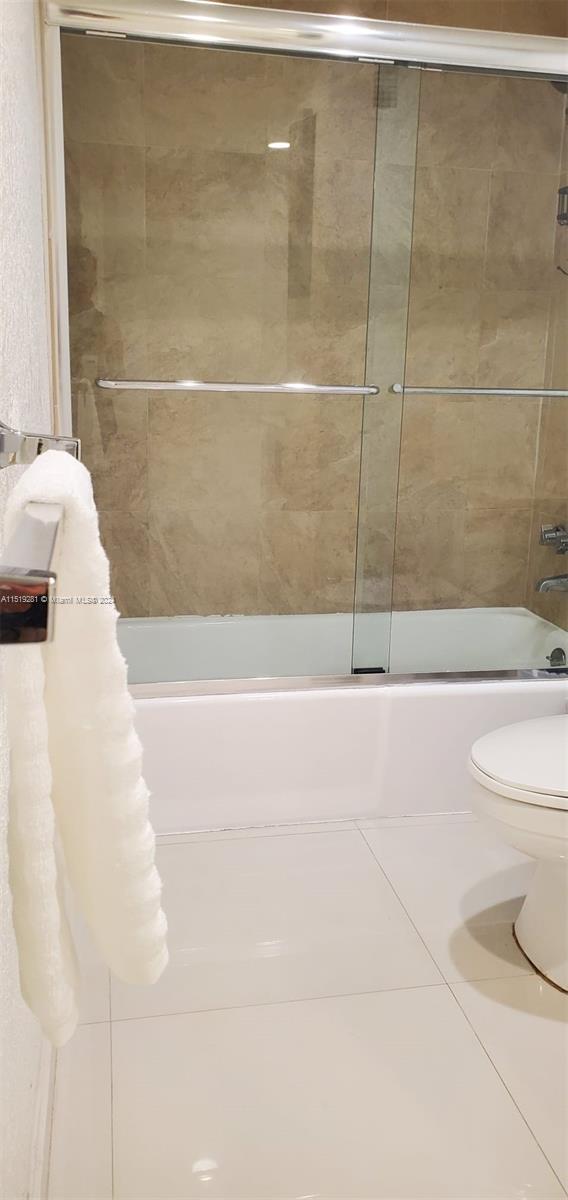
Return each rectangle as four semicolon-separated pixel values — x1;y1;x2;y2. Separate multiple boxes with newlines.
48;814;568;1199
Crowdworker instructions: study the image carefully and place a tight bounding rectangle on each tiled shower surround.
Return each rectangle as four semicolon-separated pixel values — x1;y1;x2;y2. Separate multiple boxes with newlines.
62;35;567;629
239;0;568;35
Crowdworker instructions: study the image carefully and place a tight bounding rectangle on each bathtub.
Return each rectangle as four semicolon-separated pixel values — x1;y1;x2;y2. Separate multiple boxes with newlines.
120;606;567;684
133;676;568;835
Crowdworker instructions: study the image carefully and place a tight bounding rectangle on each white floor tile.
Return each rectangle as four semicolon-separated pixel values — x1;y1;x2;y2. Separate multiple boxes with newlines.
112;986;564;1199
364;819;535;983
111;831;441;1020
48;1024;112;1200
453;974;568;1189
69;904;110;1025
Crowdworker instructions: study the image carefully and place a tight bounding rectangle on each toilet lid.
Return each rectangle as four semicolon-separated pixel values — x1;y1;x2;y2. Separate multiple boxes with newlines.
470;715;568;807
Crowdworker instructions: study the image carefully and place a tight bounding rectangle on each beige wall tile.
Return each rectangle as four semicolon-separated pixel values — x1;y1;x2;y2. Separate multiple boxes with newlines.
143;44;270;153
66;140;147;380
260;396;362;512
145;145;268;277
533;397;568;503
387;0;503;28
61;34;144;146
417;72;499;169
148;394;263;512
392;501;466;610
149;507;261;616
259;510;358;613
485;171;558;291
312;154;375;263
397;395;473;509
144;272;264;381
468;397;540;508
77;391;148;514
493;77;566;174
405;289;481;386
251;0;388;12
463;507;531;606
500;1;568;36
411;166;490;289
286;282;369;385
98;511;150;618
268;56;378;166
67;143;145;283
477;291;551;387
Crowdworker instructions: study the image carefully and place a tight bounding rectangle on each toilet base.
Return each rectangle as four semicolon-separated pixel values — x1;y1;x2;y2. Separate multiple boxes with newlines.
514;861;568;993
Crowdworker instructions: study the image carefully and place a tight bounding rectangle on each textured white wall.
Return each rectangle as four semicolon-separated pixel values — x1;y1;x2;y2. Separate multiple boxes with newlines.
0;0;53;1195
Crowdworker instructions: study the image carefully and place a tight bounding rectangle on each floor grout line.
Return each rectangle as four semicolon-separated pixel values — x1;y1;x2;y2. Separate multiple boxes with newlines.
109;968;115;1198
448;981;568;1196
155;813;477;847
359;827;568;1192
356;827;447;980
44;1048;58;1200
108;979;450;1027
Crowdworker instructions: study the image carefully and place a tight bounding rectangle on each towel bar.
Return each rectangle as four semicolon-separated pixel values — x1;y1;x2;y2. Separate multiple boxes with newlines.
390;384;568;398
0;418;80;470
96;379;379;395
0;502;63;644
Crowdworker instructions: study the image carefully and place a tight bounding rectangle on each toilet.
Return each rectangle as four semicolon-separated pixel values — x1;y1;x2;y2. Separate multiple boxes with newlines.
469;714;568;992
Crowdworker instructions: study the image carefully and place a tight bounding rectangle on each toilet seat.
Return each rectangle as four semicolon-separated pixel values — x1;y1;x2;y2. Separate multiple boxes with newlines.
470;715;568;811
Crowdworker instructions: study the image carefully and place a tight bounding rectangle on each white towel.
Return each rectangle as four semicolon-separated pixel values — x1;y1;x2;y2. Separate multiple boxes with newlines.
3;450;168;1046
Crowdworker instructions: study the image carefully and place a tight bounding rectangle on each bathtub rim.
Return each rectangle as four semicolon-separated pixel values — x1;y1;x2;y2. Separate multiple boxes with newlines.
131;669;568;700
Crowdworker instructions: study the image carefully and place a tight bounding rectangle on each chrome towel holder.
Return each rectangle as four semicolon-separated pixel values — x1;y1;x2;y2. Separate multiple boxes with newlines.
0;417;80;644
0;417;79;470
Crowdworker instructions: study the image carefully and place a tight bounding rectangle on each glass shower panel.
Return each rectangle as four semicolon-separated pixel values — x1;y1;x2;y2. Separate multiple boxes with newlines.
364;67;568;674
61;35;387;683
352;66;421;674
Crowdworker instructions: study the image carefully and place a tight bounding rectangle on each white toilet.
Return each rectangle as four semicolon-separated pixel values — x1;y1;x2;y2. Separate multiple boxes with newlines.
469;714;568;992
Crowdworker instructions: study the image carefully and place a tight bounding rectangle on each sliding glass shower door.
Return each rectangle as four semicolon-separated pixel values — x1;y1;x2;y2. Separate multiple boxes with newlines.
61;33;396;683
62;31;567;682
354;64;568;676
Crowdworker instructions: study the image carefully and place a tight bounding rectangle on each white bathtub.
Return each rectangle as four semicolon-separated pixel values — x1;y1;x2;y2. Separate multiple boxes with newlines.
134;676;568;834
120;606;567;683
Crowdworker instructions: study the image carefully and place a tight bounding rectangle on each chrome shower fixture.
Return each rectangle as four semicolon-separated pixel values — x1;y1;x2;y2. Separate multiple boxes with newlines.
558;186;568;227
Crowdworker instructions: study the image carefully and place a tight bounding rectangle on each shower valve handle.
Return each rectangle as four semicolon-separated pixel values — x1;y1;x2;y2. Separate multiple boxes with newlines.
540;524;568;554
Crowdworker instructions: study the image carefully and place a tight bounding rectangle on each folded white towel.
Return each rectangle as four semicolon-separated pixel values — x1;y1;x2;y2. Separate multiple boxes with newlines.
3;450;168;1046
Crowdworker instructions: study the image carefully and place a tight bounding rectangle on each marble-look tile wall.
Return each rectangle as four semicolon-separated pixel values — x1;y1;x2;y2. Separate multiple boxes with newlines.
391;72;566;612
63;35;566;627
62;36;378;616
233;0;568;36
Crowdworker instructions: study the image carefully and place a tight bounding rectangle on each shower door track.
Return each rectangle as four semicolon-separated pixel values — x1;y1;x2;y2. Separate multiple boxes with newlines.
44;0;568;79
130;670;568;701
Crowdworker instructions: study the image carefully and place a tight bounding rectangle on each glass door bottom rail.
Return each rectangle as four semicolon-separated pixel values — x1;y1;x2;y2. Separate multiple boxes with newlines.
117;607;568;685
